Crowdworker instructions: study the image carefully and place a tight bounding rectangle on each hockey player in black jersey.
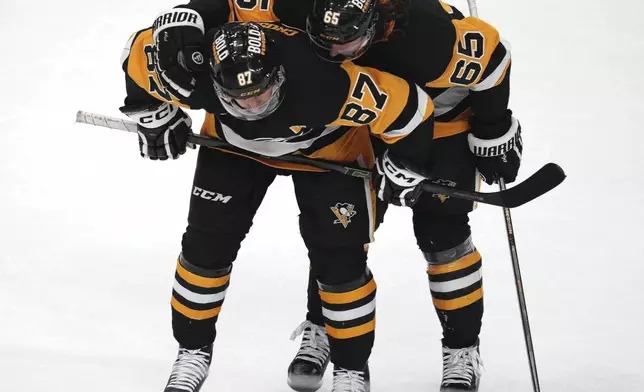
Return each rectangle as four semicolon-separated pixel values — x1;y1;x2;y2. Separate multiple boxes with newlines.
121;18;436;392
147;0;521;391
304;2;515;391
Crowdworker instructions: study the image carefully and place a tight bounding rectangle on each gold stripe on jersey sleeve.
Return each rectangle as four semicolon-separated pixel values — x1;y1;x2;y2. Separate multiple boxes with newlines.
434;107;472;139
126;29;187;108
425;17;502;89
434;119;469;139
439;0;453;14
232;0;278;22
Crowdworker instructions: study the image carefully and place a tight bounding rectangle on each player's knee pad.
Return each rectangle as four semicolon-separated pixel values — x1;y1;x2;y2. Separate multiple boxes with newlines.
308;244;368;285
425;236;483;313
181;226;245;268
172;253;232;323
318;267;376;341
414;213;472;254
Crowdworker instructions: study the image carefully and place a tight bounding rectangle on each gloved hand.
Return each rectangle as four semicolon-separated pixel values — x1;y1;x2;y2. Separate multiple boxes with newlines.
120;102;192;160
468;111;523;185
152;8;206;100
374;150;429;207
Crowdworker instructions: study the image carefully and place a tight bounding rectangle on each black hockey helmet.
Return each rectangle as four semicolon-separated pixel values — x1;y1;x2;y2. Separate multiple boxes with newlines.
306;0;379;62
208;22;286;121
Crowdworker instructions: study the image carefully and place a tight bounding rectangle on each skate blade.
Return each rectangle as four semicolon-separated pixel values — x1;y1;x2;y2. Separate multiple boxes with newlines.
287;375;323;392
440;382;479;392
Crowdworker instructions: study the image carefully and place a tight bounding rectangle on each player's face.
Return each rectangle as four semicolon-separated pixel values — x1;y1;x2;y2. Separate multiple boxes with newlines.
234;88;274;112
329;36;369;58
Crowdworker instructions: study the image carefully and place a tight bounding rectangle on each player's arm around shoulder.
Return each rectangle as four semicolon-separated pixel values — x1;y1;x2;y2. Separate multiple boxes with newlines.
426;14;521;185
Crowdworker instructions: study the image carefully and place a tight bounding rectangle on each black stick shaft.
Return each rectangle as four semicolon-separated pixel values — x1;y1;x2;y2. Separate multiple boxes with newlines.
499;178;541;392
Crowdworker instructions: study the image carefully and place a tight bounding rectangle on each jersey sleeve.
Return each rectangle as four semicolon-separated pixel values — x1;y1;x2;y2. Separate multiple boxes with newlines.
327;62;436;167
425;17;510;91
425;16;511;122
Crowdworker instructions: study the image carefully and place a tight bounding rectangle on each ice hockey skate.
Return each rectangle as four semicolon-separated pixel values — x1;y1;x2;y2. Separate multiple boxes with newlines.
164;344;213;392
331;364;370;392
287;321;331;392
440;340;483;391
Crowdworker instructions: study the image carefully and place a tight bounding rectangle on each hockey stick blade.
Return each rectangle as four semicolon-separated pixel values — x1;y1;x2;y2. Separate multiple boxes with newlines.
496;163;566;207
421;163;566;208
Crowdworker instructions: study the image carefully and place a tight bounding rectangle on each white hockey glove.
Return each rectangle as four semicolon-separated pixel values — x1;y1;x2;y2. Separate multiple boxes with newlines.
468;111;523;185
152;8;206;100
374;150;428;207
120;102;192;160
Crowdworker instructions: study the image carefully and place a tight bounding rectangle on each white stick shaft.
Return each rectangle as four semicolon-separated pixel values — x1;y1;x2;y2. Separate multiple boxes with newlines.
75;110;138;133
467;0;479;17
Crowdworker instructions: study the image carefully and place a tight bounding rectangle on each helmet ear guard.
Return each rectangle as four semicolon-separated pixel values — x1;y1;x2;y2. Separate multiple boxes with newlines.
207;22;286;121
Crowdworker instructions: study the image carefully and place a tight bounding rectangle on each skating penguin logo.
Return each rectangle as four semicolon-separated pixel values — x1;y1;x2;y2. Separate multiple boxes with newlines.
330;203;357;228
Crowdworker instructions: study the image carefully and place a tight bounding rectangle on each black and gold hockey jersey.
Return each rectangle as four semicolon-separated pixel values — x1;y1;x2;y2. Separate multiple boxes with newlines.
121;22;435;171
179;0;511;139
356;0;511;138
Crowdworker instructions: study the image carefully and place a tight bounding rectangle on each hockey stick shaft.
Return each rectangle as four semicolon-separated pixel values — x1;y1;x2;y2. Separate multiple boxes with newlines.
75;110;563;209
467;0;479;17
466;0;543;389
500;179;541;392
75;110;371;176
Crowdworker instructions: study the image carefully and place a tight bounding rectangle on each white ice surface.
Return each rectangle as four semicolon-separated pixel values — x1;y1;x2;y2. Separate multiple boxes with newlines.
1;0;643;391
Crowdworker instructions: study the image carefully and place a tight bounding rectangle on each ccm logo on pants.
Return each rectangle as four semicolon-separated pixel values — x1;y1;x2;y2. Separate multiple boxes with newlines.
193;186;232;203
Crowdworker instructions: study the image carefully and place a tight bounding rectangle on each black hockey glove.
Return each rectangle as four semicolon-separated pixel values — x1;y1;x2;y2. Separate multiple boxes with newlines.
468;111;523;185
152;8;206;100
120;102;192;160
374;150;429;207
